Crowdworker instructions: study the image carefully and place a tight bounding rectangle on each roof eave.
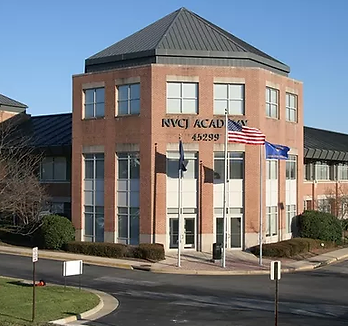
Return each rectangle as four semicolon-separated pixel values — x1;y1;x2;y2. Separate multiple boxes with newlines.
85;49;290;74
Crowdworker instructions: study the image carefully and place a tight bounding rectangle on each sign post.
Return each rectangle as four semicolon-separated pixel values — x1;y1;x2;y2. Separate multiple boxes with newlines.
32;247;38;322
63;260;83;291
270;260;281;326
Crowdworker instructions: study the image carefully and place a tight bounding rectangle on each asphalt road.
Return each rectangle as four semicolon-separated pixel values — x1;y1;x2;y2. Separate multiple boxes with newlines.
1;253;348;325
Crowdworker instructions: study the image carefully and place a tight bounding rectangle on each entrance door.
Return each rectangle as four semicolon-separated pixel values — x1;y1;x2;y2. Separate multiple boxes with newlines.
169;217;196;249
215;216;242;249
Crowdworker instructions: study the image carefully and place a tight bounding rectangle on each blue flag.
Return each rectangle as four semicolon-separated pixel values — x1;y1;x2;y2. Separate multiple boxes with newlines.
179;140;187;172
265;141;290;160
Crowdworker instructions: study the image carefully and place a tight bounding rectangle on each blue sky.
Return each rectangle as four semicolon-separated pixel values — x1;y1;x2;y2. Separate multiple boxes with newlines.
1;0;347;133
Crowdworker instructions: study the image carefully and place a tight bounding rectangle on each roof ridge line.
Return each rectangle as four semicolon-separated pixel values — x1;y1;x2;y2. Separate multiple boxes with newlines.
154;7;184;49
187;10;250;53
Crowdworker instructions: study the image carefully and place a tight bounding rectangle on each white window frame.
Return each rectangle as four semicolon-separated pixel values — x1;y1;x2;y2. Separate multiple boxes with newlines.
286;93;298;122
266;206;278;236
286;155;297;180
84;88;105;118
166;82;198;114
213;83;245;115
117;83;140;115
338;164;348;180
286;204;296;233
266;87;279;119
315;162;330;180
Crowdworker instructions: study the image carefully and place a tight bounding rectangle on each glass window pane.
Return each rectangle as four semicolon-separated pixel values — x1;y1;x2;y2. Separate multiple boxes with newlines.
96;160;104;179
84;190;94;205
95;191;104;206
85;104;94;118
118;160;128;179
182;83;197;98
214;100;227;114
41;158;53;180
95;212;104;242
229;100;244;115
130;99;140;114
130;191;139;207
130;208;139;245
84;213;93;236
130;84;140;100
118;214;128;238
85;160;93;179
118;85;128;101
230;160;243;179
167;83;181;98
167;158;179;179
167;98;181;113
96;88;104;103
231;218;241;248
271;89;277;103
117;191;128;207
54;157;66;180
85;89;94;104
214;160;225;181
214;84;228;99
130;156;140;179
182;99;197;113
118;101;128;115
183;158;196;179
170;218;179;248
95;103;104;117
229;85;243;99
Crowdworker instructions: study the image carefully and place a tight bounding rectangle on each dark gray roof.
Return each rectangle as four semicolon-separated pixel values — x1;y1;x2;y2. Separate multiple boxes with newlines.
304;126;348;162
85;7;289;75
0;93;27;110
9;113;72;150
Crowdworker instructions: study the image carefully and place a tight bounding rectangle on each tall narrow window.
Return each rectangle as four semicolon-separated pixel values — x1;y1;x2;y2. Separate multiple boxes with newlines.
286;93;298;122
117;152;140;245
214;84;245;115
286;155;297;180
84;154;104;242
167;82;198;114
266;87;278;118
84;88;105;118
117;83;140;115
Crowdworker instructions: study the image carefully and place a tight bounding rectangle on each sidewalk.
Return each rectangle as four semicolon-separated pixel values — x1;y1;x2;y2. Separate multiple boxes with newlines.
1;244;348;275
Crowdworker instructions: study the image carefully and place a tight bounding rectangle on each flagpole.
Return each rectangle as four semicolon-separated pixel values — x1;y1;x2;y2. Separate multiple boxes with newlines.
178;139;182;268
259;144;263;266
222;109;228;268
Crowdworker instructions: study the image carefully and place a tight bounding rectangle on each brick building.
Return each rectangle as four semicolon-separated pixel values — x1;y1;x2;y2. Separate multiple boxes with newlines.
72;7;303;251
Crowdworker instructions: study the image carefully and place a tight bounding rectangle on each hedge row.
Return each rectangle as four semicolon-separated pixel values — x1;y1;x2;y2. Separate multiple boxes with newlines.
249;238;336;258
64;241;165;261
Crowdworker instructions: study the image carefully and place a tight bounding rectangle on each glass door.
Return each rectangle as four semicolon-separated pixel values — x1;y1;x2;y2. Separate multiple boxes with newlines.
184;218;195;248
230;217;242;249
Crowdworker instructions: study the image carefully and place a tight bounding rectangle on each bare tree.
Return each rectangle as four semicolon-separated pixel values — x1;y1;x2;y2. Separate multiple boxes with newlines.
0;114;48;234
320;183;348;219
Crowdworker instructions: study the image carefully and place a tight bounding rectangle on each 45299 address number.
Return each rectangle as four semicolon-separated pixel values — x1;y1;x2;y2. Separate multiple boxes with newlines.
191;133;220;141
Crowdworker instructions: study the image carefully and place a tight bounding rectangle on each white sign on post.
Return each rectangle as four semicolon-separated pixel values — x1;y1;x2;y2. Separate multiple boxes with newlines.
270;260;281;280
63;260;83;277
32;247;38;263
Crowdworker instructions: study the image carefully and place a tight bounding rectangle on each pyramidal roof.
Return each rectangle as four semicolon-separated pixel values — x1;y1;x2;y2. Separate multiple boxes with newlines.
85;7;289;75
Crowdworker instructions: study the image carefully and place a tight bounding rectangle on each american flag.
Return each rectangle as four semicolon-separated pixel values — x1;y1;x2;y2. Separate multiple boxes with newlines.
227;120;265;145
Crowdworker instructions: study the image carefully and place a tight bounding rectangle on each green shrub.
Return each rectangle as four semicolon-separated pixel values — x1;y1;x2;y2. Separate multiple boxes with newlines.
0;228;32;247
298;210;342;243
64;242;127;258
64;242;165;261
36;215;75;250
249;238;337;258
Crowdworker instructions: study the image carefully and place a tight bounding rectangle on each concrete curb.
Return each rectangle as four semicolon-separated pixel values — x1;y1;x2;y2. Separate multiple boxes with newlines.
50;289;119;325
0;249;134;270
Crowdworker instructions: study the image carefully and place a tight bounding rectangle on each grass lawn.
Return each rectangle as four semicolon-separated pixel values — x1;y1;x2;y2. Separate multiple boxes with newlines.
0;277;100;326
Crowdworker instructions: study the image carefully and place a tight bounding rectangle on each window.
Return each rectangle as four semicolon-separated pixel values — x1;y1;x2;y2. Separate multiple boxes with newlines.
117;152;140;245
317;199;331;213
117;83;140;115
40;157;66;181
266;87;278;118
304;163;312;181
315;162;330;180
286;204;296;233
214;84;244;115
266;206;278;236
213;152;244;181
84;154;104;242
286;93;298;122
84;88;105;118
338;164;348;180
286;155;297;180
167;82;198;114
266;159;278;180
167;152;198;179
